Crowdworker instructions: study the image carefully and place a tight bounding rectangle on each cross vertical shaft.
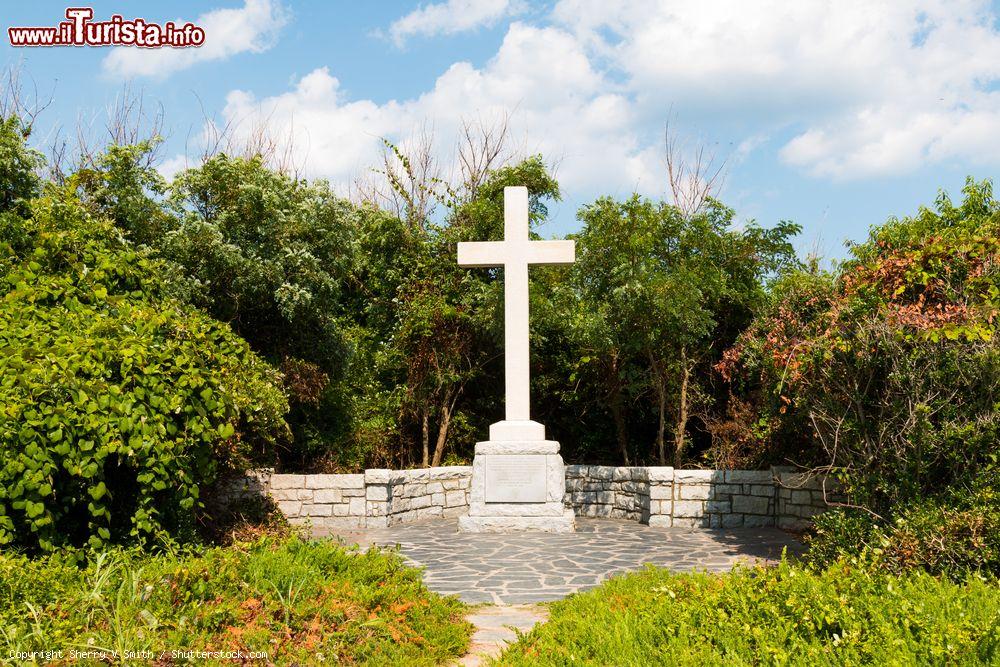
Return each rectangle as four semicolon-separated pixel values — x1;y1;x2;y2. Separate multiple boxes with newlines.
504;187;531;421
457;186;575;439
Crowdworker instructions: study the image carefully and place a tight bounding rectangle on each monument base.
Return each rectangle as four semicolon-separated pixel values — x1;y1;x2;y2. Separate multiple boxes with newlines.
458;432;576;533
458;510;576;533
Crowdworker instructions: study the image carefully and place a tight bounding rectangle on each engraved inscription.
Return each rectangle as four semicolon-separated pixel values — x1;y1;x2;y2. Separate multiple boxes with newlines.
485;455;547;503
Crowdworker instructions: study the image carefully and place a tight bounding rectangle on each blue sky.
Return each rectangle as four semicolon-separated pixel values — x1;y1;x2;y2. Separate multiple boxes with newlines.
4;1;1000;259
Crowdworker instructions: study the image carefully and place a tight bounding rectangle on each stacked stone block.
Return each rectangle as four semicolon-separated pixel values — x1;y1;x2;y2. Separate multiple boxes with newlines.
670;470;776;528
269;473;368;530
208;468;272;508
775;471;844;530
565;466;652;521
645;467;675;527
382;466;472;527
229;467;472;530
563;467;830;529
215;465;835;532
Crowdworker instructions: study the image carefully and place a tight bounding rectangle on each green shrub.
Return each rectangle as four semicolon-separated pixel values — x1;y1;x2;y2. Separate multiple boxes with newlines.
802;507;879;570
74;140;173;248
0;190;288;551
808;488;1000;577
721;179;1000;532
499;560;1000;666
0;536;471;664
0;115;43;215
164;155;356;464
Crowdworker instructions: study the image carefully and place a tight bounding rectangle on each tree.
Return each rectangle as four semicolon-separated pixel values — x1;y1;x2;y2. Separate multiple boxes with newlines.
163;155;356;467
0;114;43;215
376;156;560;467
569;196;798;466
74;139;172;247
571;197;715;465
663;119;727;217
721;178;1000;514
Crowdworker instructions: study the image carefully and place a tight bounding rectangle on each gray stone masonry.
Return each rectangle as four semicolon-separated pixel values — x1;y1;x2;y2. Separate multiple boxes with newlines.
253;466;472;530
216;466;836;531
340;518;802;604
460;449;575;533
774;470;847;530
565;466;838;529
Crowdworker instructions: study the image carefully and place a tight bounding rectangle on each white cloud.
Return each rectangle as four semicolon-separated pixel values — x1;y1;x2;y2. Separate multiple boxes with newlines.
217;23;663;198
734;134;768;163
157;154;191;180
780;101;1000;178
201;0;1000;200
389;0;521;47
102;0;289;80
551;0;1000;179
220;67;399;181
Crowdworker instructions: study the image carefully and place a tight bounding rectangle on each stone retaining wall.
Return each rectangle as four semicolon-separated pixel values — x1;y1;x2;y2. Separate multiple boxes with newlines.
372;467;473;528
270;473;368;530
220;466;834;531
671;469;776;528
565;466;836;529
774;470;844;530
564;466;664;523
230;466;473;530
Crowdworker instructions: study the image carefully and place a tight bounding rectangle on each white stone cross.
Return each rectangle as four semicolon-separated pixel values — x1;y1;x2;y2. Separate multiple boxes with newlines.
457;186;575;441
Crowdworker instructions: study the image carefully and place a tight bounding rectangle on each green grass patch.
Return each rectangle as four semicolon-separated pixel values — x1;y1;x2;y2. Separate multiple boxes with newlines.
0;536;470;665
498;560;1000;666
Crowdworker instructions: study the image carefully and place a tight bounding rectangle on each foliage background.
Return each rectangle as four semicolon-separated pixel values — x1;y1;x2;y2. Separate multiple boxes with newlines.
2;98;998;564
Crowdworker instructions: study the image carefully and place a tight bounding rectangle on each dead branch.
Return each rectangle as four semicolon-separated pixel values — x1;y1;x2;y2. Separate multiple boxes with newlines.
664;117;727;216
456;112;513;201
194;93;303;177
356;123;441;229
0;63;53;133
72;83;165;170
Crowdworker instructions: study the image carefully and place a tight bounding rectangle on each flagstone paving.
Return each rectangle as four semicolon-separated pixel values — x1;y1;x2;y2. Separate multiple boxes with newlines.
329;517;803;604
456;604;549;666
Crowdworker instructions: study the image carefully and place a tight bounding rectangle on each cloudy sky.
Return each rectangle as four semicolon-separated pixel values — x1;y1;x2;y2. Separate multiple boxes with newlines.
4;0;1000;257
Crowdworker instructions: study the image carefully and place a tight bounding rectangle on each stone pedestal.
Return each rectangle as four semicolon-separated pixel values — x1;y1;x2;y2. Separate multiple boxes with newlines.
458;421;575;533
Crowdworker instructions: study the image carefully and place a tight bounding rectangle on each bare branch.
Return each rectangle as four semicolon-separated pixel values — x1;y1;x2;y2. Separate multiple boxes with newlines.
73;83;165;170
356;123;441;229
664;116;727;216
0;62;54;132
192;94;304;177
355;111;519;223
456;112;513;201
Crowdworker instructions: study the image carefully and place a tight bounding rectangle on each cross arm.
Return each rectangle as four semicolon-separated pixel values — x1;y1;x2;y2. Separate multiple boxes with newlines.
527;239;575;265
457;241;506;267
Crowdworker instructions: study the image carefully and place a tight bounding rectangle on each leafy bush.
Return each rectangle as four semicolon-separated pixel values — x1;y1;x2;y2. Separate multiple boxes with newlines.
164;155;357;464
74;140;173;248
0;536;471;664
808;489;1000;577
499;560;1000;666
561;195;798;466
0;115;43;215
0;189;288;551
721;179;1000;519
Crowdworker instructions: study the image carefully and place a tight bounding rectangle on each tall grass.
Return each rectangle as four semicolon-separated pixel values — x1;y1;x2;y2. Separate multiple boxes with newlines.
0;537;470;665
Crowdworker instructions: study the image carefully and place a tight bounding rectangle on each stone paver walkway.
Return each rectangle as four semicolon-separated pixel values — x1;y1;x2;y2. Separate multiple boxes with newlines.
456;604;548;666
330;518;802;604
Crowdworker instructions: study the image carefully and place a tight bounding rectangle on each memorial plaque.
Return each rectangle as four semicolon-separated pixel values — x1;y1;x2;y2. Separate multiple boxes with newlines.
485;455;547;503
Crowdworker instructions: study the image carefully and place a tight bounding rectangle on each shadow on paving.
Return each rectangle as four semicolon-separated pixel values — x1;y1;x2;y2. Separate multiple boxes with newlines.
325;518;803;604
